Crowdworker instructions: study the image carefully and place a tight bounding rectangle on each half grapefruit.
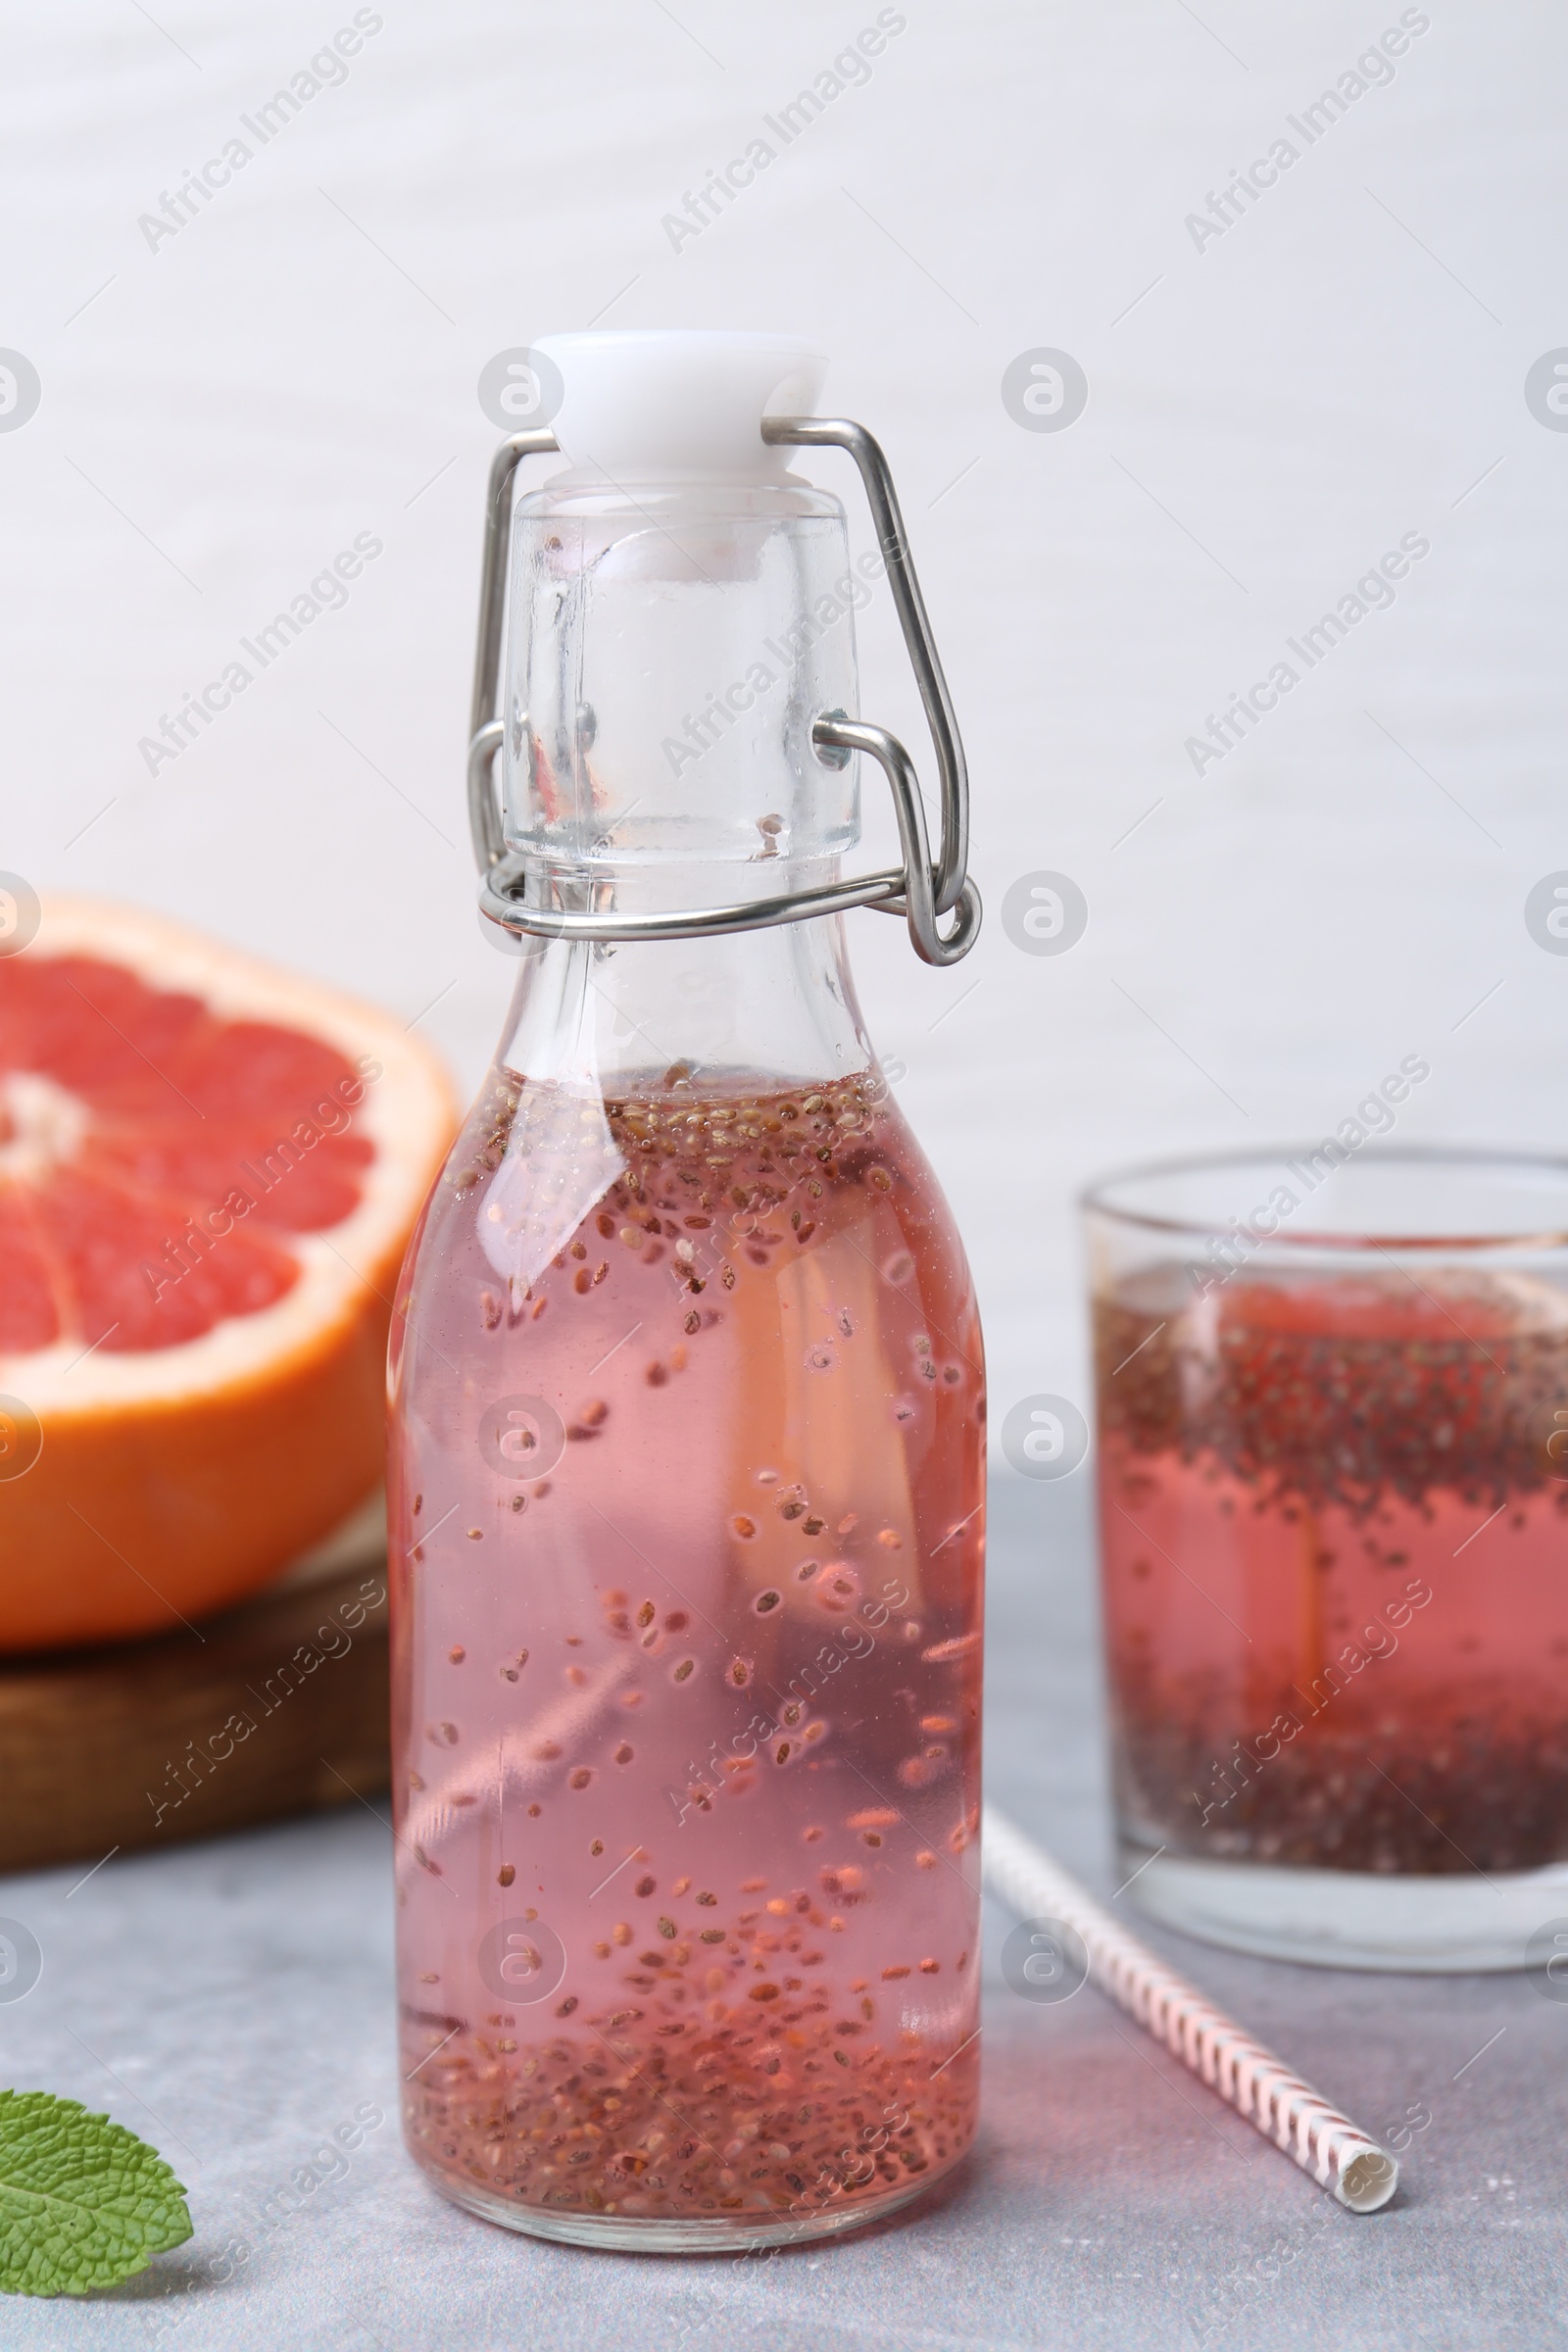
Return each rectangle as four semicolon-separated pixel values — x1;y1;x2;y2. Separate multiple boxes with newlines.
0;897;453;1652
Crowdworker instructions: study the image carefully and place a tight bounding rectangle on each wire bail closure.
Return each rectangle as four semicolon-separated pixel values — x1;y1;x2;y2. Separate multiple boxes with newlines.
466;419;980;967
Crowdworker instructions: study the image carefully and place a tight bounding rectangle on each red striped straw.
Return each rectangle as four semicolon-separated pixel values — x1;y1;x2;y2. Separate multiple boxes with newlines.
982;1805;1398;2212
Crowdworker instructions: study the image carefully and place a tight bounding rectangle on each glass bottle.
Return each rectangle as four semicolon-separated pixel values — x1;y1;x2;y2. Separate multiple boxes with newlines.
389;331;985;2249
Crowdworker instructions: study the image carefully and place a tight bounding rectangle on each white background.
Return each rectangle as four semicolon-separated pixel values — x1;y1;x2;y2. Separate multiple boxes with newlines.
3;0;1566;1434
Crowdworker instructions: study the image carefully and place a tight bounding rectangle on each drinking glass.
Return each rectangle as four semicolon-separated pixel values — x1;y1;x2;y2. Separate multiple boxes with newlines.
1086;1145;1568;1970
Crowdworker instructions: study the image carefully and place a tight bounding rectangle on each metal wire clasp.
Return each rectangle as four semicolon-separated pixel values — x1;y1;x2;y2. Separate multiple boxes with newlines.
466;419;980;967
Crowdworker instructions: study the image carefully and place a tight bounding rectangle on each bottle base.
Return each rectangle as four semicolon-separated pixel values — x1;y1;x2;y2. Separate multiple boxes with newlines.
1120;1839;1568;1972
416;2155;962;2253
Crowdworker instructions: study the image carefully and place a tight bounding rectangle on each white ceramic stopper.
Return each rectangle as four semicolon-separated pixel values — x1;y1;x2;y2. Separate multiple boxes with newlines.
532;328;827;480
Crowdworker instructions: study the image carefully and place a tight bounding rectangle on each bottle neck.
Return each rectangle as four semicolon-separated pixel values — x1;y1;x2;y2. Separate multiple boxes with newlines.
494;897;874;1098
502;477;862;878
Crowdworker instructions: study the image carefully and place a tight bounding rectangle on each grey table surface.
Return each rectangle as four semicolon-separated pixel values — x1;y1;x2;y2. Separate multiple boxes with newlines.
3;1475;1562;2352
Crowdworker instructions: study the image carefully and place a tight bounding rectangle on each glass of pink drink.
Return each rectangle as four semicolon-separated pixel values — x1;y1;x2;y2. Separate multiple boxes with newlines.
388;332;985;2248
1087;1146;1568;1972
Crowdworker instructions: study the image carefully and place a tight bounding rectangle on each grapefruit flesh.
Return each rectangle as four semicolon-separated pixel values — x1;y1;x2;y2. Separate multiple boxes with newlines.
0;899;453;1652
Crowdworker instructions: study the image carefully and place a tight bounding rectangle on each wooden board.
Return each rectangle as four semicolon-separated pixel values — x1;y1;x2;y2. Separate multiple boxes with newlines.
0;1558;390;1874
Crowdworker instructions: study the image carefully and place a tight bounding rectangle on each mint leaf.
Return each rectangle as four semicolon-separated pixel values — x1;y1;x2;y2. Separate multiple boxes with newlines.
0;2089;191;2296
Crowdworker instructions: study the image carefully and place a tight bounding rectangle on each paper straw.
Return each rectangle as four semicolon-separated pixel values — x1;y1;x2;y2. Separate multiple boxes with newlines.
982;1804;1398;2213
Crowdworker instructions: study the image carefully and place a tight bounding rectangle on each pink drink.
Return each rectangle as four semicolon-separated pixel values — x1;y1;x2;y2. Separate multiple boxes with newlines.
389;1067;984;2242
1098;1270;1568;1873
